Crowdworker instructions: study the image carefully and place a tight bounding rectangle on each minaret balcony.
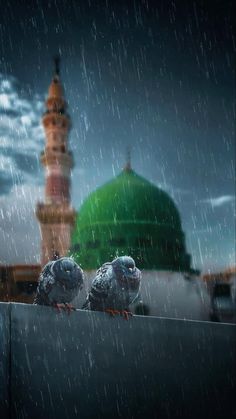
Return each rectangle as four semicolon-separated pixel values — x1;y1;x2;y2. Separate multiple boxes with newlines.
40;150;74;168
36;202;76;225
42;112;70;130
46;97;66;112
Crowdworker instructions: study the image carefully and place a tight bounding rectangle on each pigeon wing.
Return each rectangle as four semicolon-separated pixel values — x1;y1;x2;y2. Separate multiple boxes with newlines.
85;263;112;311
129;289;141;306
128;268;142;306
34;262;55;306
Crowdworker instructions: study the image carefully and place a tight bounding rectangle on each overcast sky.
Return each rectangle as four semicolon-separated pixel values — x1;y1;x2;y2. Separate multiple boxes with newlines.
0;0;235;272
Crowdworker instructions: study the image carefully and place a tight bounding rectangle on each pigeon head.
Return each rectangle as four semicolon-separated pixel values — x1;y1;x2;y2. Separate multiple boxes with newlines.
111;256;141;289
51;257;84;290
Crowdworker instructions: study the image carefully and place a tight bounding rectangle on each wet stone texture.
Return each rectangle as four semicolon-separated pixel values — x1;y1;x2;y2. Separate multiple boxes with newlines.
0;303;235;419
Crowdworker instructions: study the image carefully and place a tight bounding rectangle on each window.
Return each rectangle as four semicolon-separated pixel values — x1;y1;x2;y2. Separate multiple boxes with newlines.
213;283;231;298
175;240;184;253
16;282;38;294
86;240;100;249
136;237;152;247
161;240;174;253
0;268;7;282
109;238;126;246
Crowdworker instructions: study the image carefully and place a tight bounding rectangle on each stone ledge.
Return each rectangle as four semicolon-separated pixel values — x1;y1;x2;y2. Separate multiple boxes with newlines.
0;303;235;419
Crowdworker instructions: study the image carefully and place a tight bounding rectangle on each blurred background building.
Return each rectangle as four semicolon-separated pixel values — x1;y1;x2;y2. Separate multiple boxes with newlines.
0;62;235;323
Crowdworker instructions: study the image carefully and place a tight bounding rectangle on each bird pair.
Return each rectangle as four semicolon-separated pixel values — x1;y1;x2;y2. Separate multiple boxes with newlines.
34;256;141;319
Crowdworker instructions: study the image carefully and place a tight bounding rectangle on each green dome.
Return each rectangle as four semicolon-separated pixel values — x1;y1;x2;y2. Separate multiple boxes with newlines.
71;168;191;271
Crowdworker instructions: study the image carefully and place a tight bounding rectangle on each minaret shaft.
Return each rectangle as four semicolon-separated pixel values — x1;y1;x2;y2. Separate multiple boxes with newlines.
36;62;75;265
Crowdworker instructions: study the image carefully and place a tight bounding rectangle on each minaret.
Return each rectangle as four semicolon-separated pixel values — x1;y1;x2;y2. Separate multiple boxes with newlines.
36;57;75;265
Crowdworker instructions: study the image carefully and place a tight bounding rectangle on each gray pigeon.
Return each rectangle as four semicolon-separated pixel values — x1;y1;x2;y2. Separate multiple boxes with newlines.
83;256;141;318
34;257;84;310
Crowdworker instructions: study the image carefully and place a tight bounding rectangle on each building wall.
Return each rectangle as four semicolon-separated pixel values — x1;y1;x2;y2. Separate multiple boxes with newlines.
73;270;211;321
2;266;231;323
0;265;40;303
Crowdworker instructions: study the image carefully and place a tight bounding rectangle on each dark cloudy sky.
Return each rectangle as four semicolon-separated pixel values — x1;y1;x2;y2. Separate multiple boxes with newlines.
0;0;235;271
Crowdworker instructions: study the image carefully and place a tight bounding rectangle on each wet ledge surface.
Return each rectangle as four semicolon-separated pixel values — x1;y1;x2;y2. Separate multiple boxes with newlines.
0;303;10;419
0;302;236;419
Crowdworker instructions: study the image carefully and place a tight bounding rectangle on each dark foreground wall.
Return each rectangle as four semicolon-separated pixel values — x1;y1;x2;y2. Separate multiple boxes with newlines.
0;304;10;419
0;303;235;419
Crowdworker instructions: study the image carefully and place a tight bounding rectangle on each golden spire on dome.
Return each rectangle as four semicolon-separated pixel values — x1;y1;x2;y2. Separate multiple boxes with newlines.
124;145;132;172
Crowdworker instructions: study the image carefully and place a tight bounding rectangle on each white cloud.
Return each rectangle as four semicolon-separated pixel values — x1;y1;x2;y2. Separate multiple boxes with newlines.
0;73;44;195
0;74;50;263
0;183;43;264
154;180;193;196
0;73;44;144
201;195;235;208
0;93;11;109
0;155;13;172
1;79;12;91
21;114;33;126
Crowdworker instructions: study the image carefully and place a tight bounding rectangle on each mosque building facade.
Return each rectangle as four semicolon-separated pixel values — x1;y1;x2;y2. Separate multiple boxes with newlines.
34;58;193;274
0;61;212;320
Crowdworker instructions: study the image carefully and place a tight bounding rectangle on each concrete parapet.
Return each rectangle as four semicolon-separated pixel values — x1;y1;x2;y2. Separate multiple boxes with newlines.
0;303;235;418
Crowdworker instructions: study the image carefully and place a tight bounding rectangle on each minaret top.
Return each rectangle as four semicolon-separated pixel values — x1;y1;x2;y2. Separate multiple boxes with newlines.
124;146;132;172
54;55;60;79
46;56;66;111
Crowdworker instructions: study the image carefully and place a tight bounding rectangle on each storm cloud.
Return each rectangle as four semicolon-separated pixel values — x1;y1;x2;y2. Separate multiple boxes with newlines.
0;1;235;271
0;73;44;195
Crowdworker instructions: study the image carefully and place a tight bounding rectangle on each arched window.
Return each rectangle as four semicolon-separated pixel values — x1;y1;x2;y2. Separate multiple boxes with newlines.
86;240;100;249
109;238;126;246
160;239;174;253
135;237;152;247
16;282;38;294
0;267;7;282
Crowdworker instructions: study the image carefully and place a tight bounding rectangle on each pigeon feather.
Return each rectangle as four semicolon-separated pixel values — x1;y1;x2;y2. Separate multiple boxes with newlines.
34;257;84;306
83;256;141;312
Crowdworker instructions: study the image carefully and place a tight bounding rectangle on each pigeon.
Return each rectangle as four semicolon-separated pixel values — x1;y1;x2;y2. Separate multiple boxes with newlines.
34;257;84;311
83;256;141;319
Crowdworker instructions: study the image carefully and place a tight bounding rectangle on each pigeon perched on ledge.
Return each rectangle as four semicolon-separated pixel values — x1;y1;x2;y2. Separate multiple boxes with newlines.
34;257;84;311
83;256;141;319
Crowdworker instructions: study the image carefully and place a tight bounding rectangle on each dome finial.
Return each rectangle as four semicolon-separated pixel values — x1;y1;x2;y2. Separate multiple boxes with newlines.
53;55;60;79
124;145;132;172
47;54;65;106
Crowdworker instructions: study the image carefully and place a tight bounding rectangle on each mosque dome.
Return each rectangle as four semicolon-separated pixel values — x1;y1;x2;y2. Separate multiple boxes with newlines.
71;167;191;271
